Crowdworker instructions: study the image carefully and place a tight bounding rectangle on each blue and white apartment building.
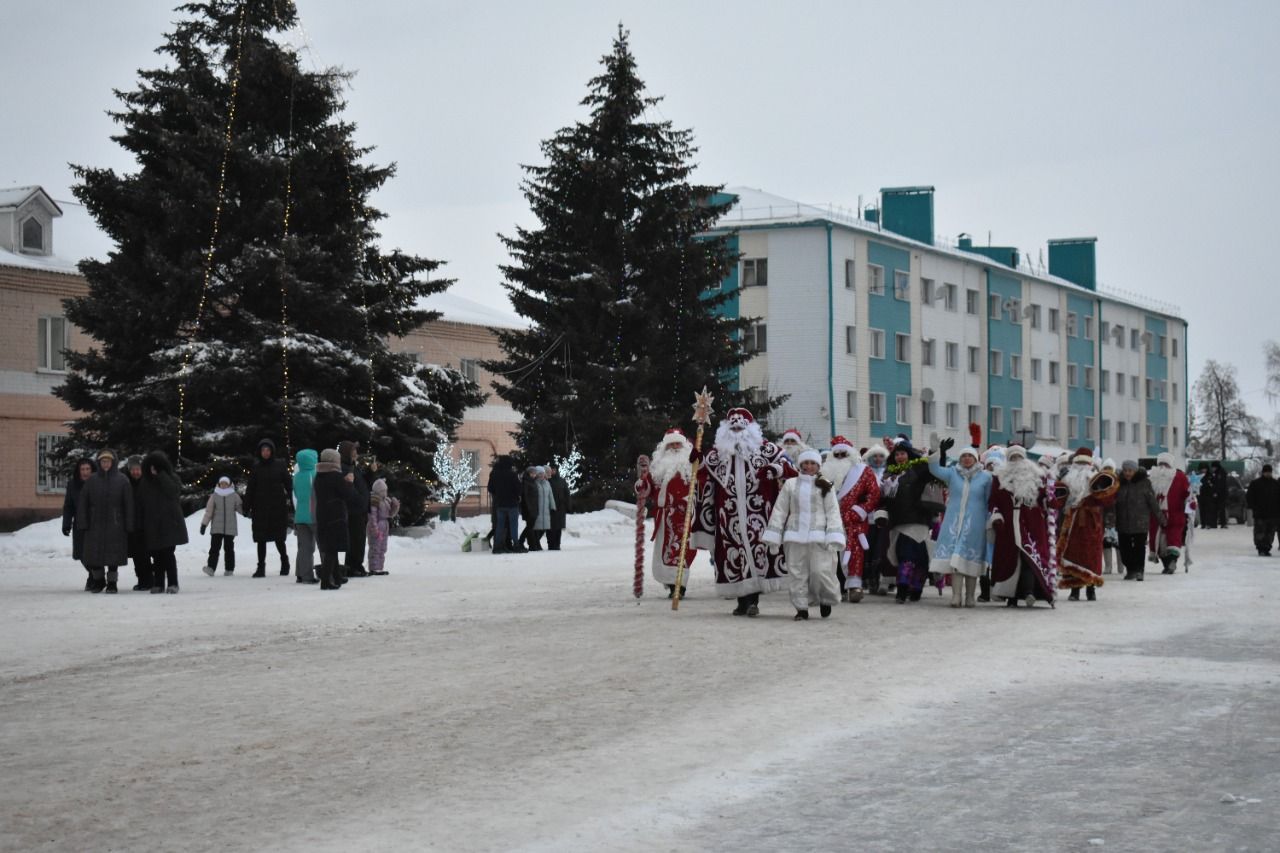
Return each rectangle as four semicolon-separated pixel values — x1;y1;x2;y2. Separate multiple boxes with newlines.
709;186;1188;461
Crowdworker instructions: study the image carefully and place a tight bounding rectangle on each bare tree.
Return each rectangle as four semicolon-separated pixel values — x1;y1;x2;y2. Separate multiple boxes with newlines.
1266;341;1280;403
1194;360;1262;459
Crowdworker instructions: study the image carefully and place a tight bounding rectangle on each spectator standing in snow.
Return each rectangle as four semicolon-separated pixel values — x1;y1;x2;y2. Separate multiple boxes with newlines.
77;448;133;594
61;456;96;590
1246;464;1280;556
518;466;541;550
546;464;570;550
366;478;400;575
292;449;319;584
244;438;292;577
487;455;524;554
1210;462;1229;527
339;440;371;578
1196;463;1218;529
1114;460;1159;581
125;456;153;591
313;448;362;590
200;476;241;577
523;466;556;551
139;451;188;594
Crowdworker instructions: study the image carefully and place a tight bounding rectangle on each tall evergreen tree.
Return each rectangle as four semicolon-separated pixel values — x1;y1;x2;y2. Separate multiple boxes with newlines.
58;0;482;518
487;27;774;505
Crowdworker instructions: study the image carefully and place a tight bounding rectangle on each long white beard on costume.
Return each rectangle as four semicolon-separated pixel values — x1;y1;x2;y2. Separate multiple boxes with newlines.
1061;465;1093;508
999;458;1043;506
820;455;854;490
1148;466;1175;497
714;420;765;459
648;444;691;500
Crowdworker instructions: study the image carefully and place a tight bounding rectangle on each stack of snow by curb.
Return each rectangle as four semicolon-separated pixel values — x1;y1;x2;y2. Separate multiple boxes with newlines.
407;507;635;553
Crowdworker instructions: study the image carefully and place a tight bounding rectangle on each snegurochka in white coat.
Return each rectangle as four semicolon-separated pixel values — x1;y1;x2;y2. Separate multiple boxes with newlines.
928;438;993;608
763;449;846;619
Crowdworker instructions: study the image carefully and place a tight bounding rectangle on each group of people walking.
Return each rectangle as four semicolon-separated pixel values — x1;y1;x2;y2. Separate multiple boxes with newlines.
635;410;1201;619
61;438;400;594
486;459;570;553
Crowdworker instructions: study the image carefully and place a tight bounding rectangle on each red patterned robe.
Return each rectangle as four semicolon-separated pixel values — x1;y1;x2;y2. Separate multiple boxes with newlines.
836;463;880;588
1055;476;1119;590
692;441;796;597
635;470;696;586
988;466;1057;602
1148;468;1191;556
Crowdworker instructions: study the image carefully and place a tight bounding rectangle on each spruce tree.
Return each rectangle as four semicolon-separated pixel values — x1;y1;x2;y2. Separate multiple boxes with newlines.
58;0;482;519
488;27;772;505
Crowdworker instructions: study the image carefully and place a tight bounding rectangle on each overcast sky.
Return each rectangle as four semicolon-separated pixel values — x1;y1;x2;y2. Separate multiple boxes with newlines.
4;1;1278;418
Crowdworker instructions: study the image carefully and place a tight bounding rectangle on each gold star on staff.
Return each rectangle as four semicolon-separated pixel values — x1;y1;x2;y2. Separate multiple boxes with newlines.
692;386;715;426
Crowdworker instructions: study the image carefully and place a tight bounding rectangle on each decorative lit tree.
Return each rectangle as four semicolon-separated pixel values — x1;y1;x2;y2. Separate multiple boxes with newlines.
433;441;479;520
485;26;779;507
56;0;482;516
552;445;583;495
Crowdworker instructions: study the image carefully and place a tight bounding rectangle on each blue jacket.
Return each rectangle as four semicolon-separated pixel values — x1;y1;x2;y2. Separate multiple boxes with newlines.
928;454;993;577
293;449;318;525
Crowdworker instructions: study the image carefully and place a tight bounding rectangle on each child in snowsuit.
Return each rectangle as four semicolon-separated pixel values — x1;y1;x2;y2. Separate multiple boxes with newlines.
201;476;242;576
763;449;846;620
366;478;400;575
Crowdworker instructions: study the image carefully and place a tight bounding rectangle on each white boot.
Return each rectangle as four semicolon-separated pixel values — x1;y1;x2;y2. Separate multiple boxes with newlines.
950;576;963;608
964;575;977;608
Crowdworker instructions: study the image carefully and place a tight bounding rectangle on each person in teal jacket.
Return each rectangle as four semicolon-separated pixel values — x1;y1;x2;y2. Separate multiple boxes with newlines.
928;432;993;608
293;449;319;585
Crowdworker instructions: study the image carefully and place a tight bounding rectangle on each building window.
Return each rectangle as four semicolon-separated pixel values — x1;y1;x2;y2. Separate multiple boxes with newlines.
1115;371;1125;396
1101;419;1110;441
743;323;767;354
1173;426;1179;447
1069;415;1079;440
1158;335;1167;357
968;405;980;427
1085;417;1095;440
1172;382;1178;403
896;395;910;425
921;338;935;367
742;258;768;287
869;392;886;423
1131;328;1141;351
990;350;1003;376
1066;312;1078;337
870;329;885;359
37;316;68;372
944;283;957;312
1006;298;1022;324
1049;362;1060;385
1067;363;1078;387
1084;315;1094;340
1009;354;1022;380
1145;378;1154;400
845;325;856;355
945;341;959;370
1146;424;1155;446
1032;411;1043;435
989;294;1002;320
1100;369;1110;393
1084;366;1094;389
1133;422;1141;443
459;358;479;383
1029;303;1042;329
946;402;958;428
1116;420;1126;442
894;270;910;301
921;278;935;305
1112;323;1124;346
868;264;885;295
846;390;857;420
844;258;856;290
967;346;980;374
1050;414;1060;439
922;399;936;426
895;333;910;362
22;217;44;253
990;406;1003;432
36;433;68;494
1172;337;1179;358
1100;320;1110;342
1049;308;1060;333
1031;358;1042;382
966;288;979;315
1160;380;1168;401
1012;408;1023;431
1131;376;1139;399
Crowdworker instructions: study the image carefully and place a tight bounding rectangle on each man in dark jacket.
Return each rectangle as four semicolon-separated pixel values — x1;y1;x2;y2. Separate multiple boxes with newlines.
1115;460;1160;580
1246;464;1280;556
138;450;189;593
1195;464;1217;528
520;466;545;551
62;456;96;590
313;448;364;589
1210;462;1230;527
546;464;571;550
338;440;371;577
77;449;133;593
487;456;524;553
244;438;292;577
878;438;941;603
125;455;153;590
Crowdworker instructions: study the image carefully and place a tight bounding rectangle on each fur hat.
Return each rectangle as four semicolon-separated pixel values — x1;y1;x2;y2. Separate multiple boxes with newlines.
981;445;1006;467
830;435;855;453
1005;444;1028;462
797;449;822;467
863;445;889;462
1156;451;1176;468
726;408;755;424
372;478;388;497
661;428;689;447
1102;458;1117;471
781;428;803;443
1072;447;1093;465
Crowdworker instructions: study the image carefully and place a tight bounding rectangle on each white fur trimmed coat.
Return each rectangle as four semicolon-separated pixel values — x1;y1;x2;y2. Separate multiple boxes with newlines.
763;474;847;550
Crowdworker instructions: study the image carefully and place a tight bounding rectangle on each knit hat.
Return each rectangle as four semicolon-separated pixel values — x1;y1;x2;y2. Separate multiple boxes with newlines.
96;448;116;462
1121;460;1139;471
126;454;143;469
217;475;231;486
1102;458;1117;472
319;448;341;465
798;449;822;467
372;478;388;497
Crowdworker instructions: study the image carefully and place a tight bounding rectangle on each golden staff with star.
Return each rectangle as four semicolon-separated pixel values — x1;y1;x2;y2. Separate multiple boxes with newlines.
672;386;714;611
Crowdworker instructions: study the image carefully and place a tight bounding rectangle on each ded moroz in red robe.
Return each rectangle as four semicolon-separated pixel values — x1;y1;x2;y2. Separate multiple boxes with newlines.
1148;459;1191;557
1055;467;1119;590
836;463;880;588
988;458;1057;602
636;468;696;586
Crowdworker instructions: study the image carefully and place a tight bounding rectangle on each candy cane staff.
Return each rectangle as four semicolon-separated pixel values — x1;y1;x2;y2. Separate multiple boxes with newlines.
633;454;651;599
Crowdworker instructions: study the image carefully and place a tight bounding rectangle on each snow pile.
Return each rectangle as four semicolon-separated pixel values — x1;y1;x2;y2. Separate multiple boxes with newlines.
407;507;635;554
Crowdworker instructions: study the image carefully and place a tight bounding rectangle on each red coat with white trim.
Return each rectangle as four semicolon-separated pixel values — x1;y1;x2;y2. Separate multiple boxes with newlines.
837;463;881;577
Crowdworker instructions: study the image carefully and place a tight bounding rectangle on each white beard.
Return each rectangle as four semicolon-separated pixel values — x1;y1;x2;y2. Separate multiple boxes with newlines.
780;440;809;460
998;458;1044;506
1061;465;1094;508
1148;466;1175;497
648;443;691;497
820;455;854;491
714;420;765;459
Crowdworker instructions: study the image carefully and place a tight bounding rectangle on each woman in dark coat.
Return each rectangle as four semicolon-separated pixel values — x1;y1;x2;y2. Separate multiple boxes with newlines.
62;456;96;590
312;448;362;590
1114;460;1160;581
243;437;293;577
125;455;153;591
546;464;571;551
138;450;189;593
77;449;133;593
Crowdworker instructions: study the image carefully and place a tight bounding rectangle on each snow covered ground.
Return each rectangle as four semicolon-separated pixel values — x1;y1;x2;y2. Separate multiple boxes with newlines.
1;516;1277;852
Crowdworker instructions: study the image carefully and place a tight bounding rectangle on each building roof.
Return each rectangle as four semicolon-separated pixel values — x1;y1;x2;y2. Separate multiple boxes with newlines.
417;289;529;329
713;186;1184;321
0;195;106;277
0;185;62;214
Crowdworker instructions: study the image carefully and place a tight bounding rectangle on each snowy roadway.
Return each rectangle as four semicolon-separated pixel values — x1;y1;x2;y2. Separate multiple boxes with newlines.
1;515;1277;852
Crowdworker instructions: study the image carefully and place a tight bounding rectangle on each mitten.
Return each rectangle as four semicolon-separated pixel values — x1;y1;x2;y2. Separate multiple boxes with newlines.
199;523;207;535
62;526;70;537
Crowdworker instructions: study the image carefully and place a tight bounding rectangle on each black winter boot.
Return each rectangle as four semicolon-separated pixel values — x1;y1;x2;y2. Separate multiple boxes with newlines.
1086;586;1097;602
819;604;832;619
105;581;118;594
252;566;266;578
1068;588;1080;601
794;609;809;621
